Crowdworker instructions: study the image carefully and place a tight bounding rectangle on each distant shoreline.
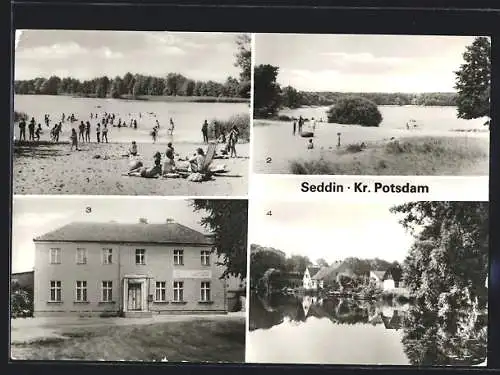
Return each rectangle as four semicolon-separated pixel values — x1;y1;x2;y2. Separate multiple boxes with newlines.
14;93;250;104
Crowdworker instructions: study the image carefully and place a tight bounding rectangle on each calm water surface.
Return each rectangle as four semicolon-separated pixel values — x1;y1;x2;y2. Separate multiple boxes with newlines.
14;95;249;143
247;293;487;366
280;106;488;132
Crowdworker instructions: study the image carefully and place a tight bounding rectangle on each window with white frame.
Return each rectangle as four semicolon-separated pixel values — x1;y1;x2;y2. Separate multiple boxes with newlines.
50;248;61;264
76;281;87;302
155;281;166;302
102;248;113;264
76;248;87;264
135;249;146;265
173;281;184;301
201;250;210;266
50;280;62;302
173;249;184;265
101;281;113;302
200;281;211;301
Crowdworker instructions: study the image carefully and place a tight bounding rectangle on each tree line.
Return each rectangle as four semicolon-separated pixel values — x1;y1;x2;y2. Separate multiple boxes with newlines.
249;243;399;289
14;34;251;100
254;36;490;122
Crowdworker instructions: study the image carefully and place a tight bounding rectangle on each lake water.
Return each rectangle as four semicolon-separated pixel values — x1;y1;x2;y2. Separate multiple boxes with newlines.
14;95;249;143
279;105;488;132
247;293;487;366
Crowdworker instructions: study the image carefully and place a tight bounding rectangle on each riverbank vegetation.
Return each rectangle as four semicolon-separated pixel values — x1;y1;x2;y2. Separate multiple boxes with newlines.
289;136;489;175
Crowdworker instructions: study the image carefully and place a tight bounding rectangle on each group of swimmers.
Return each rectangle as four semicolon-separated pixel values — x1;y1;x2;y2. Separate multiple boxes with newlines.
292;116;318;136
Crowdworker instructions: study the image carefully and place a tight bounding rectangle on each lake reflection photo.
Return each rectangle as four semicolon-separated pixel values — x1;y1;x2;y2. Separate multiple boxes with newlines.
247;201;488;366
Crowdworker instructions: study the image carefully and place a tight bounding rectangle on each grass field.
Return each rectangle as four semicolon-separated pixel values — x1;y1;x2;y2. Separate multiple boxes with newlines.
289;136;489;175
290;137;489;175
11;318;245;362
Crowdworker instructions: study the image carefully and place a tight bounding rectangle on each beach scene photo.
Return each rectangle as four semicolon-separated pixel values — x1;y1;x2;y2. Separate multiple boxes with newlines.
247;200;488;365
13;30;251;195
253;34;490;175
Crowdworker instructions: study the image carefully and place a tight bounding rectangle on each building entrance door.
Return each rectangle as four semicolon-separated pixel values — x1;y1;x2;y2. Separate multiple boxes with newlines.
127;283;142;311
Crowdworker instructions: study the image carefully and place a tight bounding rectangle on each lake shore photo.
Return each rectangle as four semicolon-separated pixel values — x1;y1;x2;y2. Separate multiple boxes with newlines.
253;34;490;175
247;200;488;366
13;30;251;196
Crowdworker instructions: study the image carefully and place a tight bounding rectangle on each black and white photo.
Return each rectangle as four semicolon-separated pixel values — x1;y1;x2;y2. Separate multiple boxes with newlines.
13;30;251;196
247;200;488;365
253;34;490;176
10;197;247;362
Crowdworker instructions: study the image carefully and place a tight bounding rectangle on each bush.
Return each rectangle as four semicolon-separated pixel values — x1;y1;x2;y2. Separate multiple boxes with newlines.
14;111;28;123
327;96;382;127
209;113;250;143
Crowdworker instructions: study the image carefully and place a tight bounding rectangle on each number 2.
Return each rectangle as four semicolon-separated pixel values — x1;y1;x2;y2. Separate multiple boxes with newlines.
265;157;272;163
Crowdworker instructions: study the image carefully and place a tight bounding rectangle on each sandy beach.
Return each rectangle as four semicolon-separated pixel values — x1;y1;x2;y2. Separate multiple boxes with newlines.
13;141;249;196
253;119;490;175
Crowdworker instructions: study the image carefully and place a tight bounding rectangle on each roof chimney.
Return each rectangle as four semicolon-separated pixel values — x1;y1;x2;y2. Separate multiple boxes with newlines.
139;218;148;224
165;218;175;224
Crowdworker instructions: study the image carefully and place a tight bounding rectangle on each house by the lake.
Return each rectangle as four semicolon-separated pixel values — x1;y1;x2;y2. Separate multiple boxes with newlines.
302;262;351;290
303;266;321;290
33;220;237;317
370;267;408;295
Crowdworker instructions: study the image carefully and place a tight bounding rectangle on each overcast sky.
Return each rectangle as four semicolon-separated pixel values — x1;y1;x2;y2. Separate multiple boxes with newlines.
11;197;213;273
255;34;484;93
250;200;415;265
15;30;244;82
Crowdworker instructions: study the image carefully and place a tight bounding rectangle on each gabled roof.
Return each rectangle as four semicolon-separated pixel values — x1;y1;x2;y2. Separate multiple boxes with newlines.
370;270;386;281
33;222;213;245
306;266;321;277
312;266;338;280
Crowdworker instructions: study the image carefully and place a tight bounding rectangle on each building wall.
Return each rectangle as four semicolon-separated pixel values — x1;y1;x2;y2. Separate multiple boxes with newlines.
383;279;395;291
34;241;226;316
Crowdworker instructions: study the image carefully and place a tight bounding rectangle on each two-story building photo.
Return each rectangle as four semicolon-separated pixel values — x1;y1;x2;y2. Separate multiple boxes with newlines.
33;220;236;317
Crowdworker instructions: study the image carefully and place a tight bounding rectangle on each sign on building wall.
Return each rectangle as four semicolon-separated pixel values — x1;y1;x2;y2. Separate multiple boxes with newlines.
173;269;212;279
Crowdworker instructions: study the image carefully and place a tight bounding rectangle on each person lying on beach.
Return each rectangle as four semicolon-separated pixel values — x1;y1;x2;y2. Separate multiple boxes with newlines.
307;139;314;149
189;148;206;173
126;152;162;178
129;141;138;156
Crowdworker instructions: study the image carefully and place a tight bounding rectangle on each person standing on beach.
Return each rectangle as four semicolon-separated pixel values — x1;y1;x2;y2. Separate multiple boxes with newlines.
70;128;79;151
298;116;304;134
18;119;26;141
28;117;36;141
78;121;85;142
96;123;101;143
133;119;137;129
85;121;91;142
293;119;297;135
102;123;109;143
202;120;209;144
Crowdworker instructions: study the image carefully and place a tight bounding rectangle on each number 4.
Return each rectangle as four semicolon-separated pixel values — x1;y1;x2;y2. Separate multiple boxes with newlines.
266;210;272;216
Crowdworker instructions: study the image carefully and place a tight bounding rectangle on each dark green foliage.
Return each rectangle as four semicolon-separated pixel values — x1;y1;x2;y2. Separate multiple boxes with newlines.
208;113;250;143
454;37;491;120
191;200;248;279
390;202;489;309
234;34;251;98
253;64;282;118
14;111;28;123
280;86;302;109
327;96;383;127
11;281;33;318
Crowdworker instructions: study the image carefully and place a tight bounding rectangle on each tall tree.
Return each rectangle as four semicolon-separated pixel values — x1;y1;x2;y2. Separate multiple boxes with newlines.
234;34;251;98
454;37;491;122
390;202;489;309
253;64;282;118
191;200;248;279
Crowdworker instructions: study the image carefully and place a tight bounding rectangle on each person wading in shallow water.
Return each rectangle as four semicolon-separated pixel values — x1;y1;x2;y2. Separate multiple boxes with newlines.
96;123;101;143
102;123;109;143
70;128;79;151
201;120;209;144
85;121;91;142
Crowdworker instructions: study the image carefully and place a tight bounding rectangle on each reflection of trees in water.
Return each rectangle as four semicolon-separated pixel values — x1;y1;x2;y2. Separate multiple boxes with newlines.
401;301;487;366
